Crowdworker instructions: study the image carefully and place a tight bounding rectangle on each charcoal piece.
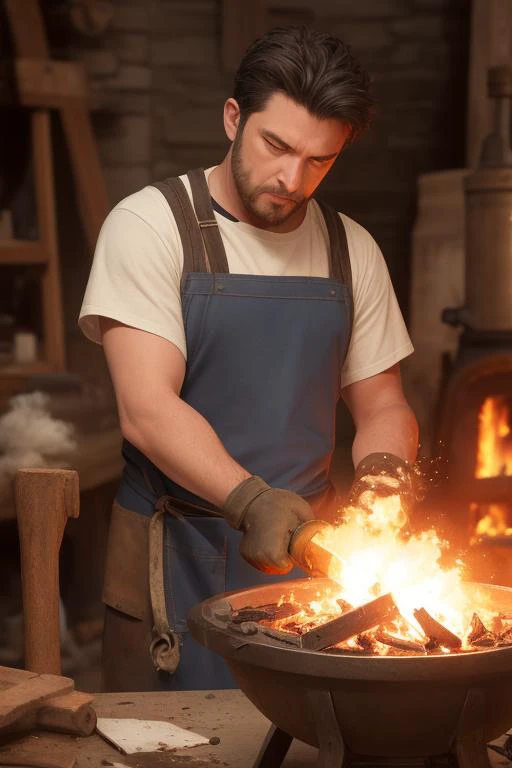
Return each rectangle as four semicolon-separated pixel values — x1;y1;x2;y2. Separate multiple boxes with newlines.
467;613;489;644
324;646;373;656
231;607;273;624
274;603;302;621
300;593;399;652
356;633;375;652
491;616;504;635
413;608;462;650
375;630;426;654
471;633;497;648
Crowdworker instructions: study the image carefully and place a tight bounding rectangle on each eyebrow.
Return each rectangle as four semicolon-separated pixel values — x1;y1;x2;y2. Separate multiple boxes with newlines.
262;130;339;162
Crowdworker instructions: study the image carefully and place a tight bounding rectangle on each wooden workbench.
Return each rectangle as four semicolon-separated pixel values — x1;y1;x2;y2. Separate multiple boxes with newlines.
0;690;511;768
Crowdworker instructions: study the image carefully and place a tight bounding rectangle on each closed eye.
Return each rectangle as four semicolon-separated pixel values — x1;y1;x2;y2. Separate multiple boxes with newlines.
264;137;286;153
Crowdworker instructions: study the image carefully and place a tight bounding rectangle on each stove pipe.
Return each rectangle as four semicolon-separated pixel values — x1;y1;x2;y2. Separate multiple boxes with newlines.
463;66;512;332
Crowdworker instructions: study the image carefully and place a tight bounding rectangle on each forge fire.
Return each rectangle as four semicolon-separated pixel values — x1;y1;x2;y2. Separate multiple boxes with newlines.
231;488;512;657
473;395;512;541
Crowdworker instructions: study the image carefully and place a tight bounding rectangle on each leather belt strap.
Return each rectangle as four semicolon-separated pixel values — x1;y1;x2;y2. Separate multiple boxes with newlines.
148;500;180;674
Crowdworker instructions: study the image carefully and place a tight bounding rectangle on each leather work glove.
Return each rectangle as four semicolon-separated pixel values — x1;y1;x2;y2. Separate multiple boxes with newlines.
347;452;417;524
222;475;315;574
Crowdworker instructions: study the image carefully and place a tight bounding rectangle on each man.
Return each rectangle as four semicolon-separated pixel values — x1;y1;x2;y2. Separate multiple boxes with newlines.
79;26;418;691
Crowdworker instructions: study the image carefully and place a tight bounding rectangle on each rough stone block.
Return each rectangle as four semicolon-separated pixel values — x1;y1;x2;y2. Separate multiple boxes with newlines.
115;33;149;64
98;115;151;166
151;36;218;68
81;50;120;78
111;6;151;32
390;15;446;39
326;20;394;50
280;0;409;18
152;1;217;36
104;166;151;204
102;65;151;91
158;107;226;146
92;89;151;115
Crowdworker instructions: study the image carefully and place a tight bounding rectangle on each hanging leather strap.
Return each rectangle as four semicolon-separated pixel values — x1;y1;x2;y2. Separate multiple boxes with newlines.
187;167;230;274
148;502;180;674
317;199;354;334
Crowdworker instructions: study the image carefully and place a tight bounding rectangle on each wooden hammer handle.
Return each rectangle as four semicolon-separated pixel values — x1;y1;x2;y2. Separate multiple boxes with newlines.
16;469;79;675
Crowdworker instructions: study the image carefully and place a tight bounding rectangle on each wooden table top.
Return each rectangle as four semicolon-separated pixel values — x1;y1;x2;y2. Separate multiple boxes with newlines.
0;689;510;768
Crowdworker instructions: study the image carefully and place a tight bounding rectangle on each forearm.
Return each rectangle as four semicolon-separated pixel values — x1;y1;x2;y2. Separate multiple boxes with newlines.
351;402;418;467
121;394;250;507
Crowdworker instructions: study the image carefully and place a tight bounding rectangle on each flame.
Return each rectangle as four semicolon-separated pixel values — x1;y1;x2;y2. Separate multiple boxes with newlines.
476;396;512;478
314;494;476;642
473;396;512;540
267;492;509;652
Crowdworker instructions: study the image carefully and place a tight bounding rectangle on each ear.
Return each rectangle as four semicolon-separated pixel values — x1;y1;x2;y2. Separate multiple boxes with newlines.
223;98;241;142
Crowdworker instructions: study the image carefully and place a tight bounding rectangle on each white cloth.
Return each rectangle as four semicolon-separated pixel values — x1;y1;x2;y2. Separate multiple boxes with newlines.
79;167;413;388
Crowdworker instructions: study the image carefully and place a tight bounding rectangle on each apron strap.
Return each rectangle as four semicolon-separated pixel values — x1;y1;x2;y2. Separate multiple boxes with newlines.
317;200;354;334
152;176;210;291
187;167;230;274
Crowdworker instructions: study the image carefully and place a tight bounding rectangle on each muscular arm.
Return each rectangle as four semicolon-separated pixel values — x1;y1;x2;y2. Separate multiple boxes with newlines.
342;364;418;467
101;318;250;506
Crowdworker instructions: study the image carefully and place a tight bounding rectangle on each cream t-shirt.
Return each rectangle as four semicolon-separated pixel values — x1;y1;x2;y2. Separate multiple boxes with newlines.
79;168;413;388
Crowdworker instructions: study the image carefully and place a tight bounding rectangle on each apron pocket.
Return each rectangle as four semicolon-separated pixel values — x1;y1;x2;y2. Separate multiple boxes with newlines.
163;515;228;633
102;501;151;621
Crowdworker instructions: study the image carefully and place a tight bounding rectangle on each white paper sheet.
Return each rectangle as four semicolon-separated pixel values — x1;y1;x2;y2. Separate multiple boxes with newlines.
96;717;210;754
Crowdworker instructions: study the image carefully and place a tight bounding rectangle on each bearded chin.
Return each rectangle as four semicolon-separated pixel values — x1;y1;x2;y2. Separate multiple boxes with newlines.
230;129;304;227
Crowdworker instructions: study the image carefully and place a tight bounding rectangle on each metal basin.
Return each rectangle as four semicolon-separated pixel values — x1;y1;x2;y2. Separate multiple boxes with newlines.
188;579;512;757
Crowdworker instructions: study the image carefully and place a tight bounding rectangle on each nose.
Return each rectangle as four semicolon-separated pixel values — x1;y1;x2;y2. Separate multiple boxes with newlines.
277;158;303;195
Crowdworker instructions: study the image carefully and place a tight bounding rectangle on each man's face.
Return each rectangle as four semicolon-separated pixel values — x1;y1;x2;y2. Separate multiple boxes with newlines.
229;92;350;229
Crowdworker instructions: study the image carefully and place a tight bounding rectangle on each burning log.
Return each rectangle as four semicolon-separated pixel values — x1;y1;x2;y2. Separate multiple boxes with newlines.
262;602;301;621
413;608;462;650
257;625;301;647
300;593;399;652
375;630;426;654
231;608;275;624
468;613;490;644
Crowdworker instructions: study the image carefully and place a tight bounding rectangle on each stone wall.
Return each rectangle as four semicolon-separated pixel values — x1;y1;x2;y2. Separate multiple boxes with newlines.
54;0;469;396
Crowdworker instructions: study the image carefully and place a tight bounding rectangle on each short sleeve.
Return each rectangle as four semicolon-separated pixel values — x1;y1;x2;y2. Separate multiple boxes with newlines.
79;186;187;359
340;214;414;389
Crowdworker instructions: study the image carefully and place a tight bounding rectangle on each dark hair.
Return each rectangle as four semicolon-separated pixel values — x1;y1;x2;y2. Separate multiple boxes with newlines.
233;26;374;143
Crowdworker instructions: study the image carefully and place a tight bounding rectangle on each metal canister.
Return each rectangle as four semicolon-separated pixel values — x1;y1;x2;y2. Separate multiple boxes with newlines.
464;67;512;331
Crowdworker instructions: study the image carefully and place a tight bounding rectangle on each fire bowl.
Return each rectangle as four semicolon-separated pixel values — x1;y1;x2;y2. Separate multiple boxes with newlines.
188;579;512;758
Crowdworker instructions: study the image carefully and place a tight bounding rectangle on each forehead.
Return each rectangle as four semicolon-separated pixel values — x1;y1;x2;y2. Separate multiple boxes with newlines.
246;92;349;154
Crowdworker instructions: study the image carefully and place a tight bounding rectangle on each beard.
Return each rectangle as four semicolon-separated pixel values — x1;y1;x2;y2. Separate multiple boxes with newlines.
230;127;308;228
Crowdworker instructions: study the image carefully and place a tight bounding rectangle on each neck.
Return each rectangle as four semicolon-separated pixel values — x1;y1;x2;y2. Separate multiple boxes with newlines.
208;152;307;233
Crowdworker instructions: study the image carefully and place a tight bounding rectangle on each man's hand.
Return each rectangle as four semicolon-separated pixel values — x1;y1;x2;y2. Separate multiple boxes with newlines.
348;452;417;521
223;476;314;573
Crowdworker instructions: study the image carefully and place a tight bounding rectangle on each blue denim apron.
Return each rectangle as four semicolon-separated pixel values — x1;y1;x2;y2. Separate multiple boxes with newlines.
114;171;352;689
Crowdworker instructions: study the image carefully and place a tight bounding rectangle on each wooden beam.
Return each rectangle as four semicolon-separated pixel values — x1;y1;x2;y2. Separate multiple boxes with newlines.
300;593;399;652
32;109;66;369
4;0;49;58
15;59;89;108
60;103;111;252
0;239;47;265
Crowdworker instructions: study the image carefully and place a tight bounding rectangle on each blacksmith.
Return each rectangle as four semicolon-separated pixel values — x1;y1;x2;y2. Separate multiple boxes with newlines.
79;26;418;690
